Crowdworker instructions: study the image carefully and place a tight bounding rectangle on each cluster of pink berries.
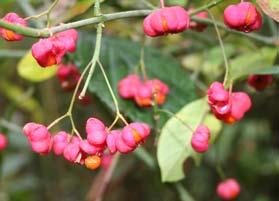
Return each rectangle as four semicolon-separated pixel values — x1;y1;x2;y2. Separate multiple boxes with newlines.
217;179;241;200
143;6;210;37
208;82;252;124
224;2;262;33
0;13;78;68
32;29;78;67
118;74;169;107
0;133;8;151
143;2;262;38
22;118;150;170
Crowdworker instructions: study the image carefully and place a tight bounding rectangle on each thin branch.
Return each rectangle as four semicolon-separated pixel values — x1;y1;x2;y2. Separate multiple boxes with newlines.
208;11;230;86
79;23;103;98
0;50;26;58
192;16;277;46
189;0;224;16
0;4;276;45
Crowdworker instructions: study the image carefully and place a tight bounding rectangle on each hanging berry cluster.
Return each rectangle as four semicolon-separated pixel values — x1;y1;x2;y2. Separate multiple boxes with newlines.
23;118;150;170
208;82;252;124
32;29;78;67
118;74;169;107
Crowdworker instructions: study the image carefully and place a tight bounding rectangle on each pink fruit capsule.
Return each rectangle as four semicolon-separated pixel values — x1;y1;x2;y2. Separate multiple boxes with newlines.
32;38;62;67
0;133;8;151
118;74;141;99
143;6;190;37
31;136;52;155
191;125;211;153
28;125;50;142
224;2;262;33
57;64;81;91
0;12;27;41
63;142;81;163
229;92;252;122
23;122;40;137
53;131;69;155
106;131;117;154
247;75;273;91
217;178;241;200
86;118;106;133
113;130;134;154
122;122;151;147
87;130;107;146
80;139;100;155
55;29;78;52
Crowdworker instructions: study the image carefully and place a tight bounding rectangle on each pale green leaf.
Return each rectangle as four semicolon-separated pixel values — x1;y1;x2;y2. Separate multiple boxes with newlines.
230;47;277;80
17;51;57;82
157;97;222;182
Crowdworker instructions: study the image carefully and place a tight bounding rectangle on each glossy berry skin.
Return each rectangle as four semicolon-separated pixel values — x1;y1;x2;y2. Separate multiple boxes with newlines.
118;74;141;99
32;29;78;67
53;131;69;155
85;155;101;170
207;82;252;124
0;13;27;41
57;64;81;91
55;29;78;52
208;82;230;115
113;130;135;154
80;139;103;155
217;179;241;200
63;136;81;163
23;123;52;154
247;75;273;91
224;2;262;33
0;133;8;151
214;92;252;124
135;79;169;107
86;118;107;146
106;123;150;154
122;122;151;147
106;131;117;154
143;6;190;37
191;125;210;153
189;10;208;32
32;38;65;67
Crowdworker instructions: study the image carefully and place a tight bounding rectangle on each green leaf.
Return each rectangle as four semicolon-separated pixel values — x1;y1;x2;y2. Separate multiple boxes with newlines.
230;47;277;80
251;66;279;75
75;32;196;126
182;45;236;82
17;51;57;82
157;97;222;182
